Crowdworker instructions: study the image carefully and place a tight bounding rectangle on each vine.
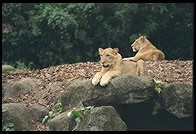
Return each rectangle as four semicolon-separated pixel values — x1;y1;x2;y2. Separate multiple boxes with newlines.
152;79;164;116
67;105;94;131
42;100;62;124
2;106;15;131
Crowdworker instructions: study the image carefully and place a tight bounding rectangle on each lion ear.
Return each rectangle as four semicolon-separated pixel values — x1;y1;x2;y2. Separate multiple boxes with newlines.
113;47;119;54
141;36;146;43
99;48;104;54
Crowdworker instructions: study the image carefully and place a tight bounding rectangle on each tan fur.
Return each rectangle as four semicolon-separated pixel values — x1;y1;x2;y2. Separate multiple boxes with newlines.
92;47;146;86
123;35;165;61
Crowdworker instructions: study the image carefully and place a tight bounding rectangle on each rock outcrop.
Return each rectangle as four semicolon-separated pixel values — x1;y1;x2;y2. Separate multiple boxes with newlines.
29;104;49;122
61;75;156;109
161;83;193;118
58;75;193;131
4;77;37;97
2;74;193;131
48;111;76;131
75;106;127;131
2;103;35;131
60;75;193;119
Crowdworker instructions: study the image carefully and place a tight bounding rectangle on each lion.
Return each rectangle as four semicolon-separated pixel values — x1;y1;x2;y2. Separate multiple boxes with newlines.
123;35;165;61
92;47;146;86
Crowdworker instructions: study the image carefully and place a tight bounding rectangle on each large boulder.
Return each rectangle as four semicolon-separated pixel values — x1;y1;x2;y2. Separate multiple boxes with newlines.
29;104;49;122
4;77;37;97
2;103;35;131
75;106;127;131
57;75;193;131
160;83;193;118
48;111;76;131
60;75;156;109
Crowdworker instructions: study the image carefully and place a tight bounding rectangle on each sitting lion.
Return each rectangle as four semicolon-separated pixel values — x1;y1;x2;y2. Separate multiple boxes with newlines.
123;35;165;61
92;47;146;86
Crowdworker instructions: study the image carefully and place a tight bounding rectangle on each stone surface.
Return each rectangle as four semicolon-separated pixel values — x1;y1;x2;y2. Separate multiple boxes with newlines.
75;106;127;131
4;77;37;97
61;75;156;110
29;104;49;122
160;83;193;118
2;65;16;73
2;103;35;131
48;111;76;131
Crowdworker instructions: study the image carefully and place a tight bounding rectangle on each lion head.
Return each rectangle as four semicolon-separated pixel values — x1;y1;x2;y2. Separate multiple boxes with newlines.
131;35;147;52
98;47;121;68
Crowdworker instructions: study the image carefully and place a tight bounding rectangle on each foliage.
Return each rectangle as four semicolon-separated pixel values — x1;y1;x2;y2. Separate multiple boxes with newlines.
42;100;62;124
2;106;15;131
152;78;163;116
2;3;193;69
15;61;33;70
67;105;94;131
153;79;164;94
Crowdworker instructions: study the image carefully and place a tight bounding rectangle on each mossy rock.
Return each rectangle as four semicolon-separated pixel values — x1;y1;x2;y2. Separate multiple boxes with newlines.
2;65;16;73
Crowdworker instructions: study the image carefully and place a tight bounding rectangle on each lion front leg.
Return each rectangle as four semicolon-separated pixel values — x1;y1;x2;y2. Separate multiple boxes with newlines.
122;57;135;61
92;72;103;86
136;59;146;76
100;70;121;86
130;56;140;61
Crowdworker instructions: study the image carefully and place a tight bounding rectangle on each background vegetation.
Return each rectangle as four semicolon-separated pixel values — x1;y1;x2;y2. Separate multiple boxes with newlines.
2;3;194;69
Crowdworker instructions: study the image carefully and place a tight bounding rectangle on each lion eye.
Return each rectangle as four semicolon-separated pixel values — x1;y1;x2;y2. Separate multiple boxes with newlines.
106;54;110;57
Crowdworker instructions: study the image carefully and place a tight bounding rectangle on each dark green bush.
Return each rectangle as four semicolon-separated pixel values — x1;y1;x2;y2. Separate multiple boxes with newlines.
2;3;193;69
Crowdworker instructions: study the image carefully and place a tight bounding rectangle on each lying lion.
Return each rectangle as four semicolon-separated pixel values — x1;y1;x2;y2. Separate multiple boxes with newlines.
92;47;146;86
123;35;165;61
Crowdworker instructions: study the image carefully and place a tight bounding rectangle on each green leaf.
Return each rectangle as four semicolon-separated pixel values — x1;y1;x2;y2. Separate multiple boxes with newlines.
67;111;73;117
7;123;14;127
63;42;73;49
72;110;82;118
2;106;7;112
77;29;87;41
48;111;53;117
75;117;81;124
154;79;163;93
42;115;49;124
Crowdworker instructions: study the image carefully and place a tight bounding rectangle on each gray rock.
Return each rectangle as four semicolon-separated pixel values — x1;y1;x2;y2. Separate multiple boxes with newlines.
29;104;49;122
60;75;155;109
48;111;76;131
2;103;35;131
4;77;37;97
75;106;127;131
55;75;193;131
2;85;5;98
2;65;16;73
160;83;193;118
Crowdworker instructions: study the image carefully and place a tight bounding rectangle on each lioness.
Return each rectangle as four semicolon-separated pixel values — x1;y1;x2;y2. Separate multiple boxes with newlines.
92;47;146;86
123;35;165;61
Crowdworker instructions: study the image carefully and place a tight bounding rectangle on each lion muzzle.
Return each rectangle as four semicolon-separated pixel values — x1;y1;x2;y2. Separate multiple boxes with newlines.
101;61;110;68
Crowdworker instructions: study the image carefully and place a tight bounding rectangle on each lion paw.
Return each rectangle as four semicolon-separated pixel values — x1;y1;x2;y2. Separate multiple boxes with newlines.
122;58;129;61
122;57;136;61
92;79;99;86
100;80;109;86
